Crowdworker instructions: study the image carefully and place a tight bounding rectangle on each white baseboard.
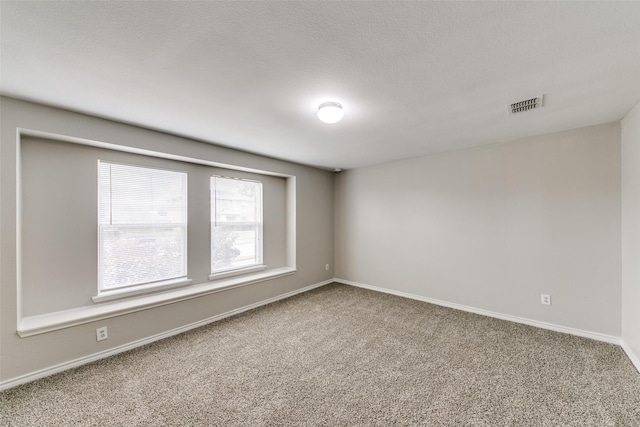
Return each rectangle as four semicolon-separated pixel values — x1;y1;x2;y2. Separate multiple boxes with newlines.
0;279;334;391
621;341;640;374
4;278;634;391
335;278;622;345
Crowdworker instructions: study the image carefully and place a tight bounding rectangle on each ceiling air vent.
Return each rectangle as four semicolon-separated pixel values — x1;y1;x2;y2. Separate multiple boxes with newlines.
508;95;544;114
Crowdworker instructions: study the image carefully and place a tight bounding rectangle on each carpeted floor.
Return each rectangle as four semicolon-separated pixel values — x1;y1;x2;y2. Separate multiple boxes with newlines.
2;283;640;426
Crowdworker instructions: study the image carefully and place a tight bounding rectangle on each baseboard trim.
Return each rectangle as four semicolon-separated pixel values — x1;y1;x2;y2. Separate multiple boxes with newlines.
0;279;333;391
335;278;621;345
621;341;640;373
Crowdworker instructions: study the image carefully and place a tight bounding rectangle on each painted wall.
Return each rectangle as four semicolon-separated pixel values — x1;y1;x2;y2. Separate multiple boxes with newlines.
622;100;640;367
335;123;621;336
0;97;334;384
20;137;287;316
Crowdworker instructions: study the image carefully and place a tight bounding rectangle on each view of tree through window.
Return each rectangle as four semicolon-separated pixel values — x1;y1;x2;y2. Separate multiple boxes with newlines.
210;176;262;273
98;162;188;290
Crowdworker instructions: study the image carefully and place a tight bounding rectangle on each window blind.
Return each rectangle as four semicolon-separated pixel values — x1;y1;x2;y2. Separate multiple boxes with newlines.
98;162;187;290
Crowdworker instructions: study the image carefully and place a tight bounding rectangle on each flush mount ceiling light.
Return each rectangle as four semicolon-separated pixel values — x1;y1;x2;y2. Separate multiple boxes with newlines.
317;102;344;124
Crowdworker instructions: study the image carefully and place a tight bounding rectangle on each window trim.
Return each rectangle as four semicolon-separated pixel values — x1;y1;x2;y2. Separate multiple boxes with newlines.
210;175;264;276
92;277;193;303
208;264;267;281
96;160;189;295
15;127;297;336
19;267;296;337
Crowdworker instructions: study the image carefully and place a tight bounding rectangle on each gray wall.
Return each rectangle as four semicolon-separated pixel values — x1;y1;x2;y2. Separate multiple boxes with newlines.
0;97;334;383
21;137;287;316
335;123;622;336
1;94;633;385
622;100;640;364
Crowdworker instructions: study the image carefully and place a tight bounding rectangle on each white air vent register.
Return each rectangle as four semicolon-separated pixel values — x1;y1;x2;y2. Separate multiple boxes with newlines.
509;95;544;114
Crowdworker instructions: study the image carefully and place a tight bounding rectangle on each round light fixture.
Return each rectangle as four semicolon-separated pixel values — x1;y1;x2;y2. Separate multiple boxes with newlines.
317;102;344;124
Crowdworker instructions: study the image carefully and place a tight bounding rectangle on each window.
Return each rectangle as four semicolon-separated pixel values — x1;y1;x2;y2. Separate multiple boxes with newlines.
98;162;188;292
211;176;263;275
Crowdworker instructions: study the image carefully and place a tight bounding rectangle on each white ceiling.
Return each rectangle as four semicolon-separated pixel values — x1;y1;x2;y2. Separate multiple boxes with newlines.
2;1;639;170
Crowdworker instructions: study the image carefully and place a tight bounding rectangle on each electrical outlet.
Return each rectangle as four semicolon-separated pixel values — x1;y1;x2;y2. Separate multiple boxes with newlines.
325;264;330;271
96;326;108;342
541;294;551;306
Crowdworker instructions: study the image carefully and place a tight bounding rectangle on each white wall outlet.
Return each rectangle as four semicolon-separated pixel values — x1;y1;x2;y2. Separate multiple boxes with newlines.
96;326;108;341
541;294;551;306
325;264;330;271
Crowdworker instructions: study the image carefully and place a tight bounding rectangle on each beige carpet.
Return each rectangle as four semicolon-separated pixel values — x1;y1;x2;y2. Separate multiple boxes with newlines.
2;283;640;426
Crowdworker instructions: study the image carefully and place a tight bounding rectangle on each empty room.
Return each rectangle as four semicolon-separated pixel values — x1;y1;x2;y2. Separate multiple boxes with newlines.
1;1;640;425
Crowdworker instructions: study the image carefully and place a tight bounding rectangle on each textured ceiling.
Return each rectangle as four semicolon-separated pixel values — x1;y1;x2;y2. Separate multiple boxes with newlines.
2;1;639;170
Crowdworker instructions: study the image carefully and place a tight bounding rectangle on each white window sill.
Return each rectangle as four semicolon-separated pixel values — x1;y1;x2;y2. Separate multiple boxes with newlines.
92;277;193;303
17;267;296;338
208;265;267;281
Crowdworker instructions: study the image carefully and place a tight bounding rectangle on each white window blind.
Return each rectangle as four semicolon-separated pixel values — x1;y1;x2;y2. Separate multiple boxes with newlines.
211;176;262;274
98;162;188;291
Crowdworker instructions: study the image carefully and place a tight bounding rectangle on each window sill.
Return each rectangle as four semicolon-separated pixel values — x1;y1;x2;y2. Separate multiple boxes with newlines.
17;267;296;338
92;277;193;303
208;265;267;281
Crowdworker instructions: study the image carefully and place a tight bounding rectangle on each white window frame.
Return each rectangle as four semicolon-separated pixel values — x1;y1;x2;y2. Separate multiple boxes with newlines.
209;175;265;280
94;161;191;302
